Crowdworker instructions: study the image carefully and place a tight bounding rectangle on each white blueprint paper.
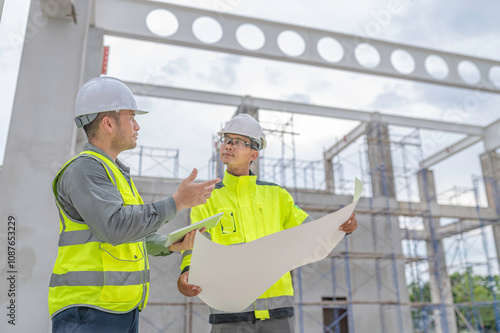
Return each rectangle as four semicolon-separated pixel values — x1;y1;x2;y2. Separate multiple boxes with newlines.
189;178;362;312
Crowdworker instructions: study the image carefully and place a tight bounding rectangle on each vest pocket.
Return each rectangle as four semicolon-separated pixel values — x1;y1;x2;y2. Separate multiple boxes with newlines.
214;208;244;245
99;243;144;302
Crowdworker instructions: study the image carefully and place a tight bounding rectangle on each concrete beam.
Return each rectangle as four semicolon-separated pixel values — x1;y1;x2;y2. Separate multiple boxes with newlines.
420;136;482;168
397;201;497;220
436;219;493;238
134;176;498;220
324;122;367;160
401;219;497;241
125;82;485;136
95;0;500;94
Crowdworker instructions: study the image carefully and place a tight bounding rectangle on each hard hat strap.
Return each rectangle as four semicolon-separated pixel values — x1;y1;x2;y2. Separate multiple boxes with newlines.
75;113;98;128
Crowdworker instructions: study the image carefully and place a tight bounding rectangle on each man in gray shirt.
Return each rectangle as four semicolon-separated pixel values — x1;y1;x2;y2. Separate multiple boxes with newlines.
49;76;219;333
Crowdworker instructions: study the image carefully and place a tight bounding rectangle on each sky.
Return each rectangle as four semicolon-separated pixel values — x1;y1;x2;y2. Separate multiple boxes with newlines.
1;0;500;202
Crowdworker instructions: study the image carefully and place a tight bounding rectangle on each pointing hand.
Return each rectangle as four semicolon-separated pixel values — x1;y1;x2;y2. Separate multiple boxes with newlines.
172;168;220;211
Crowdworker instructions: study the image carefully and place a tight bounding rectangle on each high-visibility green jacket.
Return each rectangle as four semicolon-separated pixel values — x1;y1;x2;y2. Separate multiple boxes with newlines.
181;170;309;323
48;151;150;318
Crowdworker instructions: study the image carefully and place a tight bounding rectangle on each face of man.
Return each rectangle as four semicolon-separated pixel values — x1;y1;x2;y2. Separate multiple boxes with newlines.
219;134;258;172
110;110;140;152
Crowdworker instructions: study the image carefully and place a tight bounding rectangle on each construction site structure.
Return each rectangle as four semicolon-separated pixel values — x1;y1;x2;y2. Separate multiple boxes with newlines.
1;1;500;332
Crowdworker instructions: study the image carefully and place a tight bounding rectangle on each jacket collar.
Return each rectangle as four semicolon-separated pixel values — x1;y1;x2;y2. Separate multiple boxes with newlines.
222;170;257;189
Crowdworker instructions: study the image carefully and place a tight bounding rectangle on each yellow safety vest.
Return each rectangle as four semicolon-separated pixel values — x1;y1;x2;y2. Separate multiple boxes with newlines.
48;151;149;318
181;170;308;321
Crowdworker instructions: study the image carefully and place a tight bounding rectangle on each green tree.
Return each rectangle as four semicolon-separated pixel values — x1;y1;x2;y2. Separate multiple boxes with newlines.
408;270;500;332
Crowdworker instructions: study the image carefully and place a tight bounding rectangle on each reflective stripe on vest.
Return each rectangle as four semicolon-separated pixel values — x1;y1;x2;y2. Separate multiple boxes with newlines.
48;151;149;318
58;229;101;246
50;270;150;287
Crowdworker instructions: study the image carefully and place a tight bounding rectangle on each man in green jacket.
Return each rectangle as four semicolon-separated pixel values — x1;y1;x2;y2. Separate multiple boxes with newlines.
177;113;357;333
49;76;219;333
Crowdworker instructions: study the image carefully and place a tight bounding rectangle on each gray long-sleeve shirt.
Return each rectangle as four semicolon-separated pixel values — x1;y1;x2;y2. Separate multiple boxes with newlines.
56;143;176;256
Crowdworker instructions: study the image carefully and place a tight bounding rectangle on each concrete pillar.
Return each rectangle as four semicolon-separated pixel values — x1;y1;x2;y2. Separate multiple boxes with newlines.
479;151;500;275
366;121;396;197
324;158;335;193
0;0;4;22
244;106;261;178
417;169;457;333
417;169;437;202
480;151;500;210
75;27;105;153
0;1;92;331
364;118;413;331
215;139;224;179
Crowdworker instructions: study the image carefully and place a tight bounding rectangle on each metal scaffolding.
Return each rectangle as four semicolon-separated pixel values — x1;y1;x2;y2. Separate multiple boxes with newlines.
119;145;180;178
112;115;500;333
313;123;500;333
209;113;500;333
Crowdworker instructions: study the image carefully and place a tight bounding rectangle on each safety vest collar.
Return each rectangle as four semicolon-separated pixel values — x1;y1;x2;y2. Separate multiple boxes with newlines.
82;143;122;171
81;143;133;181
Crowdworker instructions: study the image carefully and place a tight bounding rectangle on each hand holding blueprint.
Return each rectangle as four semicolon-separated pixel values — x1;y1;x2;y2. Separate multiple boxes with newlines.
189;178;363;312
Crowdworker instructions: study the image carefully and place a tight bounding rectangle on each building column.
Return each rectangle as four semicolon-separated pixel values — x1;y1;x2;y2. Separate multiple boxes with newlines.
417;169;457;333
0;1;94;331
0;0;4;21
366;121;395;198
74;26;105;153
365;118;414;332
480;151;500;270
324;158;335;193
242;105;261;177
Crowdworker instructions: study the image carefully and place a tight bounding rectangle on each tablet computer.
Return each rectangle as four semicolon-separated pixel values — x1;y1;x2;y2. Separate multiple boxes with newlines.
164;212;224;247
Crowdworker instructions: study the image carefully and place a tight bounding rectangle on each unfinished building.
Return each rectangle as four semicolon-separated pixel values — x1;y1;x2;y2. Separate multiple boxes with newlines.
1;1;499;332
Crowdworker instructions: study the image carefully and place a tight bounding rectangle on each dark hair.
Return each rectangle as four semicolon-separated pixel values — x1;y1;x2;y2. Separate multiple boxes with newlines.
83;111;120;139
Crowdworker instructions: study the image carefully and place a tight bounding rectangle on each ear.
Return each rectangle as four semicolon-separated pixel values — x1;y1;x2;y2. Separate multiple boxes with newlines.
101;115;116;134
249;149;259;162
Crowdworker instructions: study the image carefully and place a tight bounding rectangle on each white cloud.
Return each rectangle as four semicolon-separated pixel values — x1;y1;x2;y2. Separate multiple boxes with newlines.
1;0;499;198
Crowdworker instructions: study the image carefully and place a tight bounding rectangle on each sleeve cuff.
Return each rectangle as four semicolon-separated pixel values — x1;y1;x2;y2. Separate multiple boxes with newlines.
153;196;177;225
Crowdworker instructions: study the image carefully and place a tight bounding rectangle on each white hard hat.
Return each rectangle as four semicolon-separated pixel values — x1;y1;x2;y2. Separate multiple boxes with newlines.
74;76;148;128
218;113;266;150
